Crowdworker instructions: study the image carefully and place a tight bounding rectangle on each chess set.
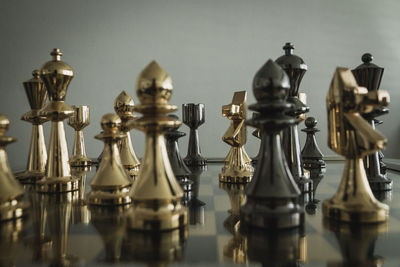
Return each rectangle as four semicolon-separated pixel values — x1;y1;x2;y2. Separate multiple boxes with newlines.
0;43;399;266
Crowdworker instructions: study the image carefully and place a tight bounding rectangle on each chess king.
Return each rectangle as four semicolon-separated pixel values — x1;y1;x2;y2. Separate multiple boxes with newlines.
323;67;389;223
219;91;254;183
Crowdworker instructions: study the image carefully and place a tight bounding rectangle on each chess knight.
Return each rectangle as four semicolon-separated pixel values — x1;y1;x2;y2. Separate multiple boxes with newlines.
219;91;254;183
323;67;389;223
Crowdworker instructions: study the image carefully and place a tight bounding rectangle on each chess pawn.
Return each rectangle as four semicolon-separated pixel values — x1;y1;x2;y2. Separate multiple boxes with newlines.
219;91;254;183
37;48;79;193
128;61;187;231
251;112;261;164
276;42;312;193
352;53;392;191
183;103;207;167
165;114;193;191
240;60;303;229
15;70;48;184
67;105;92;167
323;67;389;223
114;91;140;177
87;114;132;206
0;114;29;221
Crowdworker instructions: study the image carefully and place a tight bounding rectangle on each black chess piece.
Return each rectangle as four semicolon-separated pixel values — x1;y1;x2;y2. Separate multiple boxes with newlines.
165;114;193;192
187;166;206;225
276;42;312;193
251;112;261;164
240;59;303;229
352;53;392;191
375;118;388;176
182;103;207;167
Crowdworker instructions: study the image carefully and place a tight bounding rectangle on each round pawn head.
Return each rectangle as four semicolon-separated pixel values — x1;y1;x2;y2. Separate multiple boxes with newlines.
305;117;317;128
101;113;121;135
253;59;290;102
40;48;74;102
275;42;307;96
136;61;173;105
352;53;384;92
23;70;48;110
0;114;10;136
114;90;135;119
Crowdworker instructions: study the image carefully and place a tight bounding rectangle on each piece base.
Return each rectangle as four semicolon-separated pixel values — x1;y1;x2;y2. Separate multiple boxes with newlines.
87;190;132;206
70;156;93;167
219;173;252;184
0;201;29;222
14;170;44;184
36;176;80;193
184;157;207;167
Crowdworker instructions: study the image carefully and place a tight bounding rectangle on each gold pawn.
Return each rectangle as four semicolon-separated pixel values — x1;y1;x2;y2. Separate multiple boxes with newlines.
114;91;140;178
87;113;132;206
0;114;29;221
219;91;253;183
128;61;187;231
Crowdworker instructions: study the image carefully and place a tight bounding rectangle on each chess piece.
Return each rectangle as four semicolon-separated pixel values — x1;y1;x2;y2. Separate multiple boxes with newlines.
15;70;48;184
301;117;326;180
165;114;193;191
36;48;79;193
128;61;187;231
0;114;29;221
323;67;389;223
219;91;254;183
186;166;205;225
67;105;92;167
251;112;261;164
114;91;140;177
352;53;392;191
324;220;386;267
87;114;132;206
183;103;207;166
240;59;303;229
71;166;91;224
276;42;312;193
375;119;388;176
0;219;24;266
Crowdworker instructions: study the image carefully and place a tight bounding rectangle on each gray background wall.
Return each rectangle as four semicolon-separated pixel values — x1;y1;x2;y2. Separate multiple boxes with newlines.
1;0;399;171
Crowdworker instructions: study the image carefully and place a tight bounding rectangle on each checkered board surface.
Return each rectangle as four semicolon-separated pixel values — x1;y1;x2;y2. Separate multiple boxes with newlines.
8;162;400;266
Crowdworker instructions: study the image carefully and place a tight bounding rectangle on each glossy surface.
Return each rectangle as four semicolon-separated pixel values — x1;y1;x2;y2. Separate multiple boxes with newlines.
2;162;400;266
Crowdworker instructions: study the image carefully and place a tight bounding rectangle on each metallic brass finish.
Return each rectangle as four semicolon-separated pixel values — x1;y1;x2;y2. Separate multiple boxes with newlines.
322;67;389;223
0;114;29;221
128;61;187;231
219;91;254;183
71;167;91;224
68;105;92;167
114;91;140;178
87;114;132;206
37;48;79;193
15;70;48;184
0;218;24;266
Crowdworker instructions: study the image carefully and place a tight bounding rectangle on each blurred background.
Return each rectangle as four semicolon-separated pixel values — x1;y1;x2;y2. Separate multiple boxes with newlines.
1;0;399;170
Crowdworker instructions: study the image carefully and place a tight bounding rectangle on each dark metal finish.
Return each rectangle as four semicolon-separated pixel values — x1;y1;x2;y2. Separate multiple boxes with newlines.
276;42;311;193
186;166;206;225
240;59;303;229
251;112;261;164
352;53;392;191
182;103;207;166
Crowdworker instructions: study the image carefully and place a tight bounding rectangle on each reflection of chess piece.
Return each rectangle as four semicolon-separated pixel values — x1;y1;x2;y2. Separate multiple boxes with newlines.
0;114;29;221
219;91;254;183
128;61;187;231
251;112;261;164
67;105;92;167
183;103;207;167
323;68;389;223
220;183;247;264
87;114;132;206
114;91;140;178
90;206;129;263
165;114;193;192
352;53;392;191
0;219;24;267
187;166;205;225
276;42;312;193
71;166;91;224
37;48;79;193
240;60;302;229
15;70;48;183
324;220;387;267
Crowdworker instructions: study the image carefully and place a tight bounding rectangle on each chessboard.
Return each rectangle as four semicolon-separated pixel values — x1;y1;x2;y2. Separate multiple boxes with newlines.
1;161;400;267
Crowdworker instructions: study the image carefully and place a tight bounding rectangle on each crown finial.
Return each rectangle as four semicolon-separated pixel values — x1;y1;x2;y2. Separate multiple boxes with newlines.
32;69;40;78
51;48;62;61
283;42;294;55
305;117;317;128
362;53;373;64
0;114;10;135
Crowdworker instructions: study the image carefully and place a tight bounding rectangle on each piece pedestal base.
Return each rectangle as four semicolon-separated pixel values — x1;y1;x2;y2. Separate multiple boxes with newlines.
36;176;79;193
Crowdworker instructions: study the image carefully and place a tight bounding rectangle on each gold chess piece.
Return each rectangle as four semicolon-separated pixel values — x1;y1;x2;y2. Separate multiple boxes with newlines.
323;67;390;223
128;61;188;231
15;70;48;183
71;166;91;225
219;91;254;183
37;48;79;193
0;114;29;221
87;113;132;206
114;91;140;178
68;105;92;167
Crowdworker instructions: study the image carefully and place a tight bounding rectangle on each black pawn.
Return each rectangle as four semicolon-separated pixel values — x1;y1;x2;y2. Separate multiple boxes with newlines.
182;103;207;167
352;53;392;191
165;115;193;192
240;59;303;230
